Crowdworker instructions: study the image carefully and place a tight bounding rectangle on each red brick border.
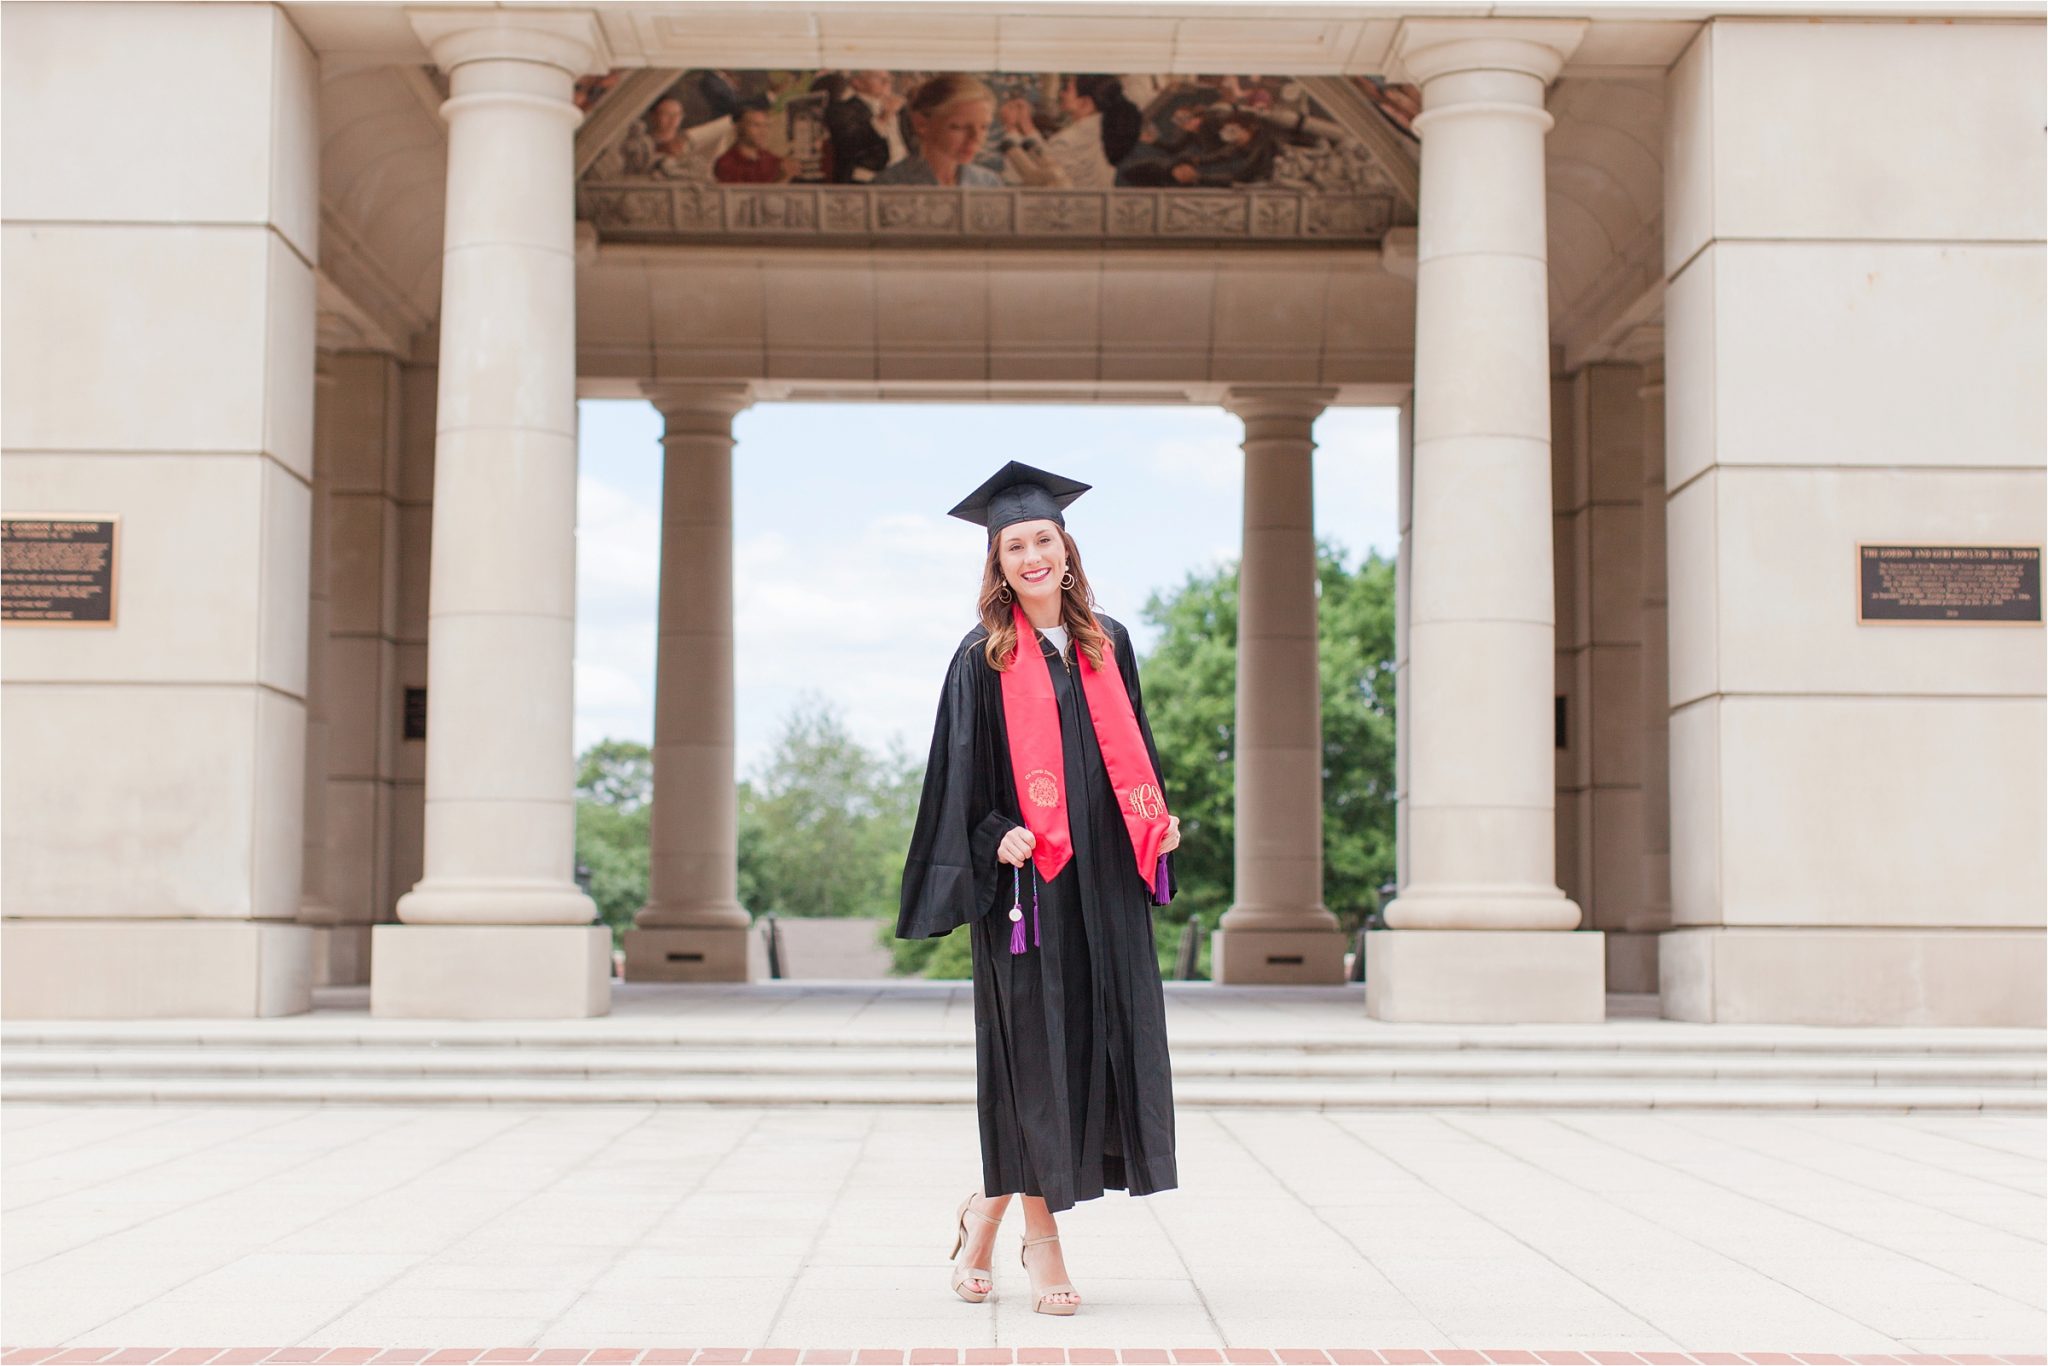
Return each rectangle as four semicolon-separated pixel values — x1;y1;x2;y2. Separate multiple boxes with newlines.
3;1355;2043;1366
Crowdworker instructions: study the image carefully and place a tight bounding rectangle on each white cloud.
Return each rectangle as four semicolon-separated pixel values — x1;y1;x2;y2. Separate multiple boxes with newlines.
733;510;981;776
575;474;661;623
1145;433;1242;496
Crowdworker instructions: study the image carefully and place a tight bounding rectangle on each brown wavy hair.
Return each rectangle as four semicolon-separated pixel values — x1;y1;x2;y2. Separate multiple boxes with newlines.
979;524;1111;672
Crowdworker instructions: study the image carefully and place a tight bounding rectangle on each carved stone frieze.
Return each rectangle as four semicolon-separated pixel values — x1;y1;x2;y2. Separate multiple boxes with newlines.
577;184;1393;247
582;188;677;232
1160;195;1250;236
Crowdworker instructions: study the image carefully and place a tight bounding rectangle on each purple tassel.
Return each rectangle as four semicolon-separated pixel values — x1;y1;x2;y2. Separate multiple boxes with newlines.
1007;863;1042;955
1008;864;1027;954
1153;853;1172;905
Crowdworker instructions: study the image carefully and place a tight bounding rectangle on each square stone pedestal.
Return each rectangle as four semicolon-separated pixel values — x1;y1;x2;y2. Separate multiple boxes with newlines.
1210;927;1348;984
623;925;756;982
1661;926;2046;1025
2;919;313;1018
1365;929;1606;1022
371;924;611;1018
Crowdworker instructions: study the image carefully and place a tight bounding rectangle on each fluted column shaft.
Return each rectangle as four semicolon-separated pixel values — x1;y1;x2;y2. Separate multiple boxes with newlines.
1383;20;1586;932
395;11;602;927
1222;389;1338;932
637;385;752;930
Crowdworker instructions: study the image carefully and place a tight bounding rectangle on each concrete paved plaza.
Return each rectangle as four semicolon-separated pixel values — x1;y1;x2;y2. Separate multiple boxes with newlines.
4;1098;2041;1354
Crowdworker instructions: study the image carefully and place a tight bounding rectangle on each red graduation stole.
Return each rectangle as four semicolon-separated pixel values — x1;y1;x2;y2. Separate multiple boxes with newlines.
998;602;1171;898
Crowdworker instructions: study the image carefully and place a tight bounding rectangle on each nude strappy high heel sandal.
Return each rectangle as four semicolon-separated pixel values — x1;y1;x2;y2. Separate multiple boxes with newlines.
948;1192;1000;1303
1019;1231;1080;1315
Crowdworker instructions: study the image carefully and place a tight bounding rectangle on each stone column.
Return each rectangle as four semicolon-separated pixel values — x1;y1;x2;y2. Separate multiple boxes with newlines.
374;8;612;1019
1634;363;1673;957
1213;389;1346;984
1371;18;1603;1022
624;384;756;982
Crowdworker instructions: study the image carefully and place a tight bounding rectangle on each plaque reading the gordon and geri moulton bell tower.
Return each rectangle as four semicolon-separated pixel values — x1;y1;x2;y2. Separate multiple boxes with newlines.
1858;543;2042;624
2;515;120;626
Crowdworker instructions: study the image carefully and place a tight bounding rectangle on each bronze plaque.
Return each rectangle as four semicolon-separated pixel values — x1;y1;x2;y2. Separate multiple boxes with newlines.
1858;543;2042;625
2;515;119;627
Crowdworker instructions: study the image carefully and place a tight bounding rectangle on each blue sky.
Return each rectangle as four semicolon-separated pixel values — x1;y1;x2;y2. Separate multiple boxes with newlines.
574;401;1400;777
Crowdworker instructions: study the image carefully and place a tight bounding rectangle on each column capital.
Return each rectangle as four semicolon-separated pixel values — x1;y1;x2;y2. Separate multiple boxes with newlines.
406;8;612;79
641;382;755;431
1385;18;1587;91
1223;387;1335;428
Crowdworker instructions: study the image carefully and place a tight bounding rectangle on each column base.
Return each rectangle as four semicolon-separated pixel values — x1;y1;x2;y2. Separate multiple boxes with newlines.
394;879;598;926
311;924;373;986
1382;884;1583;930
1604;929;1661;995
1365;929;1606;1022
1210;928;1348;984
370;924;611;1019
623;925;757;982
1661;927;2046;1026
2;919;312;1019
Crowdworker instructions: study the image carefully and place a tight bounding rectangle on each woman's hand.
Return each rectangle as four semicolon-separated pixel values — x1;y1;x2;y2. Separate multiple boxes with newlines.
1159;814;1181;854
997;826;1037;868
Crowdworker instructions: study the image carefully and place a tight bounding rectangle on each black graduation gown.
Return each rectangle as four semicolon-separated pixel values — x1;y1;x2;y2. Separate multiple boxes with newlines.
897;612;1180;1213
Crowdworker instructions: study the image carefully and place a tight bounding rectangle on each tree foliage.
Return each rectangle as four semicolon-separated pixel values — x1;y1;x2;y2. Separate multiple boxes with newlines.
575;739;653;944
577;739;653;812
740;697;921;922
574;701;920;951
1137;541;1398;970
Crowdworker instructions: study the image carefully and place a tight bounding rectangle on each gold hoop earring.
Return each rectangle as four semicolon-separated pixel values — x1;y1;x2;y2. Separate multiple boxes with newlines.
998;582;1013;603
1059;568;1076;591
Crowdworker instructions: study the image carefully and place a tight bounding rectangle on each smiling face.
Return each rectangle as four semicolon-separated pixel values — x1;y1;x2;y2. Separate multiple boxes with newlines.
912;98;992;168
995;517;1066;610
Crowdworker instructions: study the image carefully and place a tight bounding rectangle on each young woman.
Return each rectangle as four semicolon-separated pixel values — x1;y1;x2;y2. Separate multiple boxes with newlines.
874;73;1004;186
897;461;1183;1316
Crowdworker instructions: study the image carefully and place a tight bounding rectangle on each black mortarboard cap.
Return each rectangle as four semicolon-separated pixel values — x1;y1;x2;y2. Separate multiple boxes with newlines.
947;460;1092;539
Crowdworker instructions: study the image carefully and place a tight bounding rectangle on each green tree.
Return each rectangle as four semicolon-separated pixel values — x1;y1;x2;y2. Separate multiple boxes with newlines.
1138;541;1398;973
574;738;653;946
740;696;920;921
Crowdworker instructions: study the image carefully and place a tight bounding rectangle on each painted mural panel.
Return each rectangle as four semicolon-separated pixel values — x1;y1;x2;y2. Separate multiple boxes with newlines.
577;69;1413;199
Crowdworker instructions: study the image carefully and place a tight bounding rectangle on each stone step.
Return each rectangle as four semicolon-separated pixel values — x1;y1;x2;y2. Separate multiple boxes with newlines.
8;1020;2045;1055
2;1071;2038;1111
4;1043;2042;1088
